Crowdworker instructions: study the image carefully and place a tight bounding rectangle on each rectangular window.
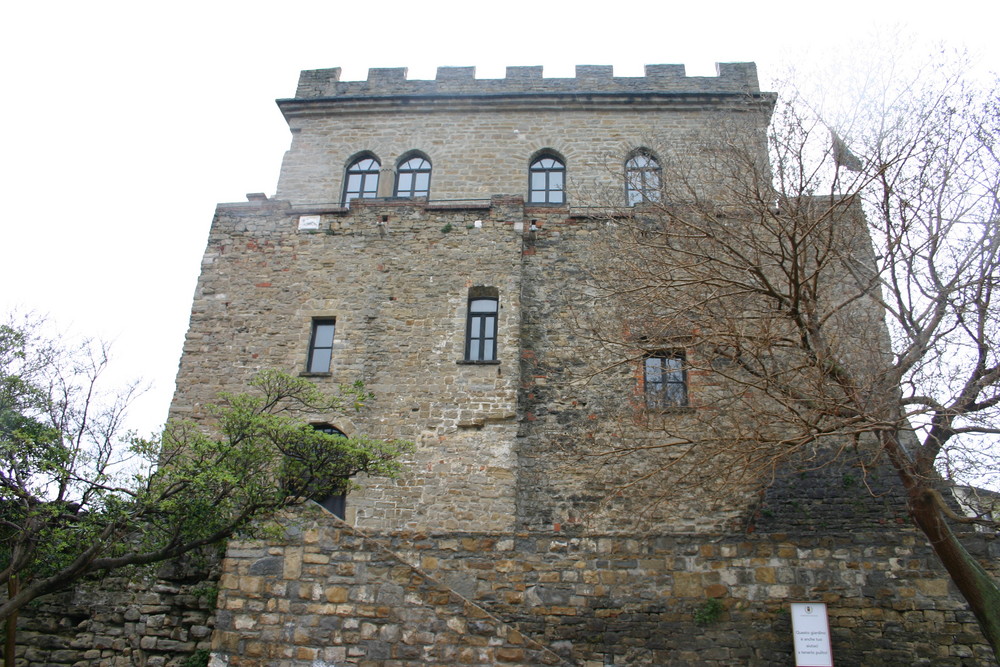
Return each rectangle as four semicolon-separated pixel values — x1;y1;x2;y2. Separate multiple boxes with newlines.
307;319;336;373
465;297;498;361
644;351;687;408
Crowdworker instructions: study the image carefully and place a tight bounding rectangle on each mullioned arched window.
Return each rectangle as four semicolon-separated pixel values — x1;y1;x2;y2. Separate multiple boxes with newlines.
528;154;566;204
394;154;432;198
625;151;662;205
343;154;380;205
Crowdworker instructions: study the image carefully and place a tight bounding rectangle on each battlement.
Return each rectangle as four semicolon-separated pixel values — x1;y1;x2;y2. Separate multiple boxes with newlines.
289;62;761;100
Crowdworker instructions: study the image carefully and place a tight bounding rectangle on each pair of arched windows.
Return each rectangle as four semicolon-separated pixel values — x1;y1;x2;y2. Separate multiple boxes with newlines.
528;151;663;206
343;153;431;205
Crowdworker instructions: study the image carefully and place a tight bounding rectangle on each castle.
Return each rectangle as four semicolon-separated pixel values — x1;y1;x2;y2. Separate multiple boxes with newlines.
10;63;998;666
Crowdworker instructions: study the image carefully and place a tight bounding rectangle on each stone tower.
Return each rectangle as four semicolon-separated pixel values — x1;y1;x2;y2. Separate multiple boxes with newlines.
161;64;995;666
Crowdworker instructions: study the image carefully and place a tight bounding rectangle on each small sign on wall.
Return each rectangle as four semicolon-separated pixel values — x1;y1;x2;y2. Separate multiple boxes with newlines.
790;602;834;666
298;215;321;230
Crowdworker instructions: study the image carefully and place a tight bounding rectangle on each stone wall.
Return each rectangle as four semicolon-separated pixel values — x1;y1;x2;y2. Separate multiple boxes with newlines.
515;211;750;533
6;556;219;667
207;504;997;666
8;502;996;666
170;197;775;534
157;195;998;665
211;508;565;667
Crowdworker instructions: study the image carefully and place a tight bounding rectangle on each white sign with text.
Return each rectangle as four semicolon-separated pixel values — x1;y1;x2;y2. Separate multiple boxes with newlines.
791;602;834;666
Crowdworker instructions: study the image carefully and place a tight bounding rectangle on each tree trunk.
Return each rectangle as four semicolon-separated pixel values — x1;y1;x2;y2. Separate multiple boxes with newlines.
910;487;1000;663
4;576;17;667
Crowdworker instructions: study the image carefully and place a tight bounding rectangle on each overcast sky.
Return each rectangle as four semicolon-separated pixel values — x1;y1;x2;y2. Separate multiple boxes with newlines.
1;0;997;436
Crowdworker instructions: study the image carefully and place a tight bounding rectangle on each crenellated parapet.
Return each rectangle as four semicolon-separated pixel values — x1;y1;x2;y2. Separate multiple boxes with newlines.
274;62;775;205
289;62;762;101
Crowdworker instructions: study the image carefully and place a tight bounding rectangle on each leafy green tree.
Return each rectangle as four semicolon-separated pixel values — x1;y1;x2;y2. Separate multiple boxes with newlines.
0;315;410;624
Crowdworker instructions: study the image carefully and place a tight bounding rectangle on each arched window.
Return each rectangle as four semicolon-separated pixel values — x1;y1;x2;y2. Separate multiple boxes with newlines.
394;154;431;198
529;154;565;204
343;155;380;205
625;152;661;205
313;424;346;436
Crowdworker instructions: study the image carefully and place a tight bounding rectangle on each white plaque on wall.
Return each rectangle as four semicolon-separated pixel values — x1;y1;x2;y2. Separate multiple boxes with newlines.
791;602;833;666
298;215;321;230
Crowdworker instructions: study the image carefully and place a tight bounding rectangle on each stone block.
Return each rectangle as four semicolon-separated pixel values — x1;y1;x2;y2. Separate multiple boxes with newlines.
914;579;950;597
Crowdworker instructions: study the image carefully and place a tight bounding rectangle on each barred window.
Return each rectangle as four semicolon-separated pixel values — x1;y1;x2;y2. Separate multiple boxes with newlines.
644;351;687;408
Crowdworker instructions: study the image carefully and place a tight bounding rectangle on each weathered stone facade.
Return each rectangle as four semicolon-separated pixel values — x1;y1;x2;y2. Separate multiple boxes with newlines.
7;63;998;666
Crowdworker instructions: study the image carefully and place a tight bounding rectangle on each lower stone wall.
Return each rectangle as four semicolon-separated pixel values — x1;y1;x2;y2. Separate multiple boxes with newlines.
211;508;997;666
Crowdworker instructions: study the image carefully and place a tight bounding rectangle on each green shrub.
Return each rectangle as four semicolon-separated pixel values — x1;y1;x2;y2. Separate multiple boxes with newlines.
694;598;724;626
183;649;211;667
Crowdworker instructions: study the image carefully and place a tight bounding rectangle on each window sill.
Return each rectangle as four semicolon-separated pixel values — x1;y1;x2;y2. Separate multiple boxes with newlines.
646;406;694;414
300;372;333;377
456;360;501;365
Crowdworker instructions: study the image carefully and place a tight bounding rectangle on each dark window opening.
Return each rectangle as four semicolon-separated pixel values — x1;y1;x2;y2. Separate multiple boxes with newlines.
307;319;336;373
529;155;565;204
310;424;347;519
465;295;498;361
343;156;380;206
394;155;431;198
626;152;662;205
644;351;687;408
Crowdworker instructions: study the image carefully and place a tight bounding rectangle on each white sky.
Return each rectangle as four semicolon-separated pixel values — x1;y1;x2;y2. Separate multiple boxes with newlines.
1;0;997;436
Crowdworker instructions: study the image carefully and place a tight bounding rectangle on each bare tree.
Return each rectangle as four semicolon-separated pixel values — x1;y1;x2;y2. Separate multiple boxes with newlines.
582;63;1000;657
